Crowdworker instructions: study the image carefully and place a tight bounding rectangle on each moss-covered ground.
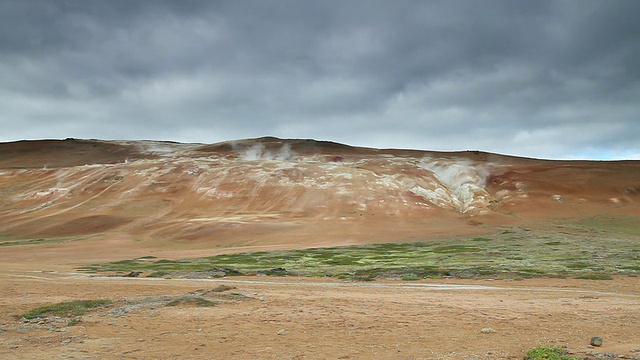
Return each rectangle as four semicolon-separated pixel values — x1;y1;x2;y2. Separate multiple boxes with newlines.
78;223;640;281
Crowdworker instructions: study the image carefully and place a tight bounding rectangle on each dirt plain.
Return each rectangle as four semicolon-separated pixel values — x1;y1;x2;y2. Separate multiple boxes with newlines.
0;137;639;359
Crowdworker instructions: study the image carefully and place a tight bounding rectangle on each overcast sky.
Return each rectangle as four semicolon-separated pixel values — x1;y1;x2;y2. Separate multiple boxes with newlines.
1;0;639;159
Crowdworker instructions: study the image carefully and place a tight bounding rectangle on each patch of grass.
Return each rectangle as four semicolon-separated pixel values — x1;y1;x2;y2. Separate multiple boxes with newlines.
67;318;81;326
110;259;138;266
351;276;376;282
259;267;289;276
401;275;421;281
572;215;640;236
431;245;483;253
470;237;492;242
79;227;640;281
0;238;46;247
566;263;591;269
76;266;99;273
146;271;170;278
0;236;88;247
525;346;579;360
165;297;217;307
516;268;548;274
155;259;180;264
575;274;613;280
20;299;112;320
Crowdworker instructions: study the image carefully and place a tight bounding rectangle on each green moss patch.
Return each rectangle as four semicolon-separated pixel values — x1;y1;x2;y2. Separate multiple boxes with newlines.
78;226;639;281
525;346;579;360
20;299;112;320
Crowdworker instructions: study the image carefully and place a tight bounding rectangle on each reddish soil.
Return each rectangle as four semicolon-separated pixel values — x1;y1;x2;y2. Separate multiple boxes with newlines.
1;272;639;359
0;137;639;359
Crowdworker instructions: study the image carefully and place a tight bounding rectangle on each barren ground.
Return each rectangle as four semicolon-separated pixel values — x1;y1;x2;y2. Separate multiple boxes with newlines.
1;269;639;359
1;138;639;359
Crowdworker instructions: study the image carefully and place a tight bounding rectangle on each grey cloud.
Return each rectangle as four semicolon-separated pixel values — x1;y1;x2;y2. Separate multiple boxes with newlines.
0;0;639;159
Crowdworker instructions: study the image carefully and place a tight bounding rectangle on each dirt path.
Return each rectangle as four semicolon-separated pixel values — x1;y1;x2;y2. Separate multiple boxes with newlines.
1;271;639;359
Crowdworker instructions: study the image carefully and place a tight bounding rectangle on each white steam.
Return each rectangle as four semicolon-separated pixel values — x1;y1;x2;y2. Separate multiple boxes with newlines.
420;160;489;189
242;143;265;160
241;143;293;161
418;159;491;212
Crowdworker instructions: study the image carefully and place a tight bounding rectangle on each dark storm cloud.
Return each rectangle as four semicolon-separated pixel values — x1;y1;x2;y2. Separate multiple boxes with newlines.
1;0;639;159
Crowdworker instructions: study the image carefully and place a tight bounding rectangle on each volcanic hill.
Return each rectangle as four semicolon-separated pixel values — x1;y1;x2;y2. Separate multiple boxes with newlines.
0;137;638;263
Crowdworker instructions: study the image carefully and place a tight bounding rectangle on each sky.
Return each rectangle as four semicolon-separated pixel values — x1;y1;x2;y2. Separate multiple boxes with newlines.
1;0;639;160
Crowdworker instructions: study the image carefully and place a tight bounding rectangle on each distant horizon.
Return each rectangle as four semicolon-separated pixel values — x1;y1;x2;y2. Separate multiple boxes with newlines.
2;135;638;162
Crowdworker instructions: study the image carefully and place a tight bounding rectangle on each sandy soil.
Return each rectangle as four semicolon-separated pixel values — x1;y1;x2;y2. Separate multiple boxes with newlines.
1;270;639;359
1;138;639;359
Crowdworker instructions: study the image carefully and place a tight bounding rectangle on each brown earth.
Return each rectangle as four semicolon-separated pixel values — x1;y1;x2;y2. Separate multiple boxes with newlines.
0;137;639;359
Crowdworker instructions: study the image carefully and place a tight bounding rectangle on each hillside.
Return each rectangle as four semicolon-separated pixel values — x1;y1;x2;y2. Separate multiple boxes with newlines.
2;137;640;359
0;137;638;264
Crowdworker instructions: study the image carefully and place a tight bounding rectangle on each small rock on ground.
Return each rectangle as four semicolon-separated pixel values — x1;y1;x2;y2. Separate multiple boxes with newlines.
591;336;604;346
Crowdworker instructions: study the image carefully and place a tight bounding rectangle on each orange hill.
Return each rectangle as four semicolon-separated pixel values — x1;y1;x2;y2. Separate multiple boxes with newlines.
0;137;638;263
